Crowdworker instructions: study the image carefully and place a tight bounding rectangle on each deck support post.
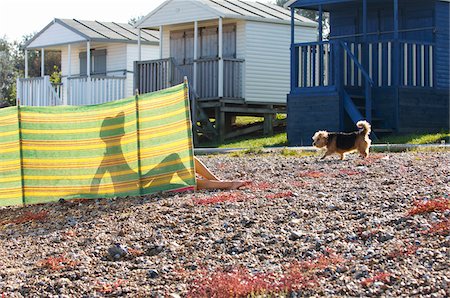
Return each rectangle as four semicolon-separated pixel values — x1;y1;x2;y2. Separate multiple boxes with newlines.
24;50;28;78
218;17;223;98
40;48;45;77
138;29;142;61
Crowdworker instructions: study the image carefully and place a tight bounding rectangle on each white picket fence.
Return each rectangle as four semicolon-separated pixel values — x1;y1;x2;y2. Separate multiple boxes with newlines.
17;76;126;106
66;76;126;105
16;76;63;106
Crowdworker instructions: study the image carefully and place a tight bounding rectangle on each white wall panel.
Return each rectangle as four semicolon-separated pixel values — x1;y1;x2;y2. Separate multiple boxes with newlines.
244;21;316;104
28;22;85;49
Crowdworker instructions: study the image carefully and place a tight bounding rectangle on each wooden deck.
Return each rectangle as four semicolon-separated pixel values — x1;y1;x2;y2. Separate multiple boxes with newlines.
134;58;285;143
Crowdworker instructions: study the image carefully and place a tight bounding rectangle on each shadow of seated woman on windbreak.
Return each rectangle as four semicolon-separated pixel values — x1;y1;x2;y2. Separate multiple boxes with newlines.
90;111;249;196
90;112;193;196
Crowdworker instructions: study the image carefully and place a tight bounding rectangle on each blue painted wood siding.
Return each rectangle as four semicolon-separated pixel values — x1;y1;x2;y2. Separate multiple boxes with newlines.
435;1;450;89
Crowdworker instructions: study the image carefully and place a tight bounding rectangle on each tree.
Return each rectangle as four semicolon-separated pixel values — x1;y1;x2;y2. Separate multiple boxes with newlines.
128;16;144;26
0;35;61;105
275;0;329;38
0;36;16;104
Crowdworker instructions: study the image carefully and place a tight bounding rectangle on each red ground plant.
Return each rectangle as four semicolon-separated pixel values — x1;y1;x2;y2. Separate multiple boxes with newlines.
94;279;125;294
37;254;79;271
422;219;450;236
360;272;392;288
248;181;274;191
297;170;327;178
265;191;293;199
387;243;418;259
407;197;450;216
193;193;253;205
5;210;49;225
186;250;343;297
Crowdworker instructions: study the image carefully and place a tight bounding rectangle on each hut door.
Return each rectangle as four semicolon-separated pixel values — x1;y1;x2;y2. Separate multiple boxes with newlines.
170;30;194;65
170;31;186;65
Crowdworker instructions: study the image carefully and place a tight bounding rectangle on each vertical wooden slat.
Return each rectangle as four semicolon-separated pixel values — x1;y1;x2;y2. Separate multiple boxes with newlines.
388;42;392;86
378;42;382;87
412;44;417;86
358;43;362;86
421;45;425;87
429;45;433;88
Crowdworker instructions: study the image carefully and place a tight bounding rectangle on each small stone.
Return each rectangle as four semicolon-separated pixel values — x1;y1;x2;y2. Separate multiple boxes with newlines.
147;245;164;256
108;243;128;260
289;231;303;241
148;269;159;279
378;233;394;242
336;266;348;273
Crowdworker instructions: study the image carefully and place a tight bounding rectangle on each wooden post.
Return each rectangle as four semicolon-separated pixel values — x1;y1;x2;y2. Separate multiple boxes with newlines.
86;41;91;77
41;48;45;77
363;0;371;123
24;49;28;78
393;0;399;131
87;41;91;102
218;17;223;98
193;21;198;92
290;7;297;90
67;44;72;77
138;29;142;61
319;5;324;86
159;26;163;59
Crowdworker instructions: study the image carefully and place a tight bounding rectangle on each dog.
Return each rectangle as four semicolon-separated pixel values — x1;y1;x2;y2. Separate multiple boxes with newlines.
312;121;371;160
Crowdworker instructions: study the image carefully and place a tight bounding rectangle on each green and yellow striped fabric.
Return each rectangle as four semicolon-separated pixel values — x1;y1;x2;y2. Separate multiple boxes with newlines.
0;83;196;206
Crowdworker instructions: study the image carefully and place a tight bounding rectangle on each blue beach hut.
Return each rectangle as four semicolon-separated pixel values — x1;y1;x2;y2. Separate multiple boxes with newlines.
286;0;449;145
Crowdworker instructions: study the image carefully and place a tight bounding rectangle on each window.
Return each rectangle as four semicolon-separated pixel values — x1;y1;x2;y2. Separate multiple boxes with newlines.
170;24;236;65
79;49;107;76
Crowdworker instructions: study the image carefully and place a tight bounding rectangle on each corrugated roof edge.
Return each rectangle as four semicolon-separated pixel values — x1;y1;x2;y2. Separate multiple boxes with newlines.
24;18;159;50
135;0;316;29
24;19;88;49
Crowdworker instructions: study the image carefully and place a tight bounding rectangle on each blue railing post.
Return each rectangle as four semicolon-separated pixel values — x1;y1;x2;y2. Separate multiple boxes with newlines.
362;0;371;123
393;0;400;131
290;7;297;91
319;5;324;86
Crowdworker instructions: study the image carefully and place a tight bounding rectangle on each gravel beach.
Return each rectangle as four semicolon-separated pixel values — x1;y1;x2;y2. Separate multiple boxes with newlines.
1;151;449;297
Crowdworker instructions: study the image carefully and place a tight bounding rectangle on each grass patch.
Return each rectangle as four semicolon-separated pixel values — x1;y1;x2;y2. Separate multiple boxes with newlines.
219;132;287;148
377;131;449;144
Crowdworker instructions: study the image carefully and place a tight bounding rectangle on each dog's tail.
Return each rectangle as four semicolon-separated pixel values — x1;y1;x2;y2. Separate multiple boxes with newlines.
356;120;371;135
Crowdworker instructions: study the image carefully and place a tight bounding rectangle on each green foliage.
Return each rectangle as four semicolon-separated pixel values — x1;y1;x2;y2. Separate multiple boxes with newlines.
0;34;61;105
50;65;61;84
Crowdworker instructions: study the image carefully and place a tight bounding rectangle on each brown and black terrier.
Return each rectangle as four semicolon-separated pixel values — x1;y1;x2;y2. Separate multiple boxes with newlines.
312;121;371;160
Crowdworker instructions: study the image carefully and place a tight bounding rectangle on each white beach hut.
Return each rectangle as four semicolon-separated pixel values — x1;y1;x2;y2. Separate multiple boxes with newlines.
133;0;317;140
17;18;159;106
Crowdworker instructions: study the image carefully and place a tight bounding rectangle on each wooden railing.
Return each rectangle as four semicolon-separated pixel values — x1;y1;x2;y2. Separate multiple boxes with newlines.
16;76;62;106
66;76;126;105
400;41;434;87
291;40;435;90
134;57;244;99
134;58;173;94
293;41;334;88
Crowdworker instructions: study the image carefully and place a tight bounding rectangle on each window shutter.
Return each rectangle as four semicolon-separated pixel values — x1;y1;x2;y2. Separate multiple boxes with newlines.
92;49;107;75
223;25;236;58
79;52;87;75
200;27;218;58
170;31;186;65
